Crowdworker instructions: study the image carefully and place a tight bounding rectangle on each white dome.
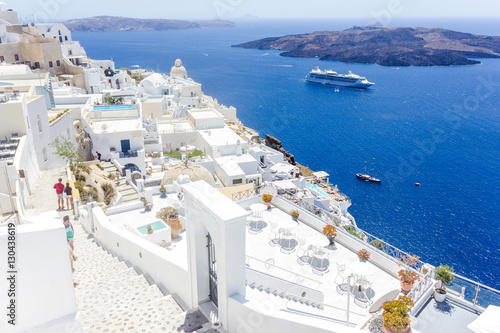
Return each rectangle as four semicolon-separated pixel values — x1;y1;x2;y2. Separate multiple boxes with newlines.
170;59;187;79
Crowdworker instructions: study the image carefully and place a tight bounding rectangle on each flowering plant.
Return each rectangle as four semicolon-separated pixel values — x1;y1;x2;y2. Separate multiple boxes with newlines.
289;209;300;218
262;194;273;202
156;206;179;220
398;269;420;284
398;253;421;284
357;249;370;260
322;225;337;237
382;296;414;332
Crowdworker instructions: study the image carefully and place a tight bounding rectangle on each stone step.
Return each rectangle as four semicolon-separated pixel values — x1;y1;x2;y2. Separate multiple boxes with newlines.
119;188;136;196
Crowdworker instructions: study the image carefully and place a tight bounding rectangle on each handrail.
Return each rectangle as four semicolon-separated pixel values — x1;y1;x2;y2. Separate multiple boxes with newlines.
453;273;500;294
246;255;322;290
284;293;365;326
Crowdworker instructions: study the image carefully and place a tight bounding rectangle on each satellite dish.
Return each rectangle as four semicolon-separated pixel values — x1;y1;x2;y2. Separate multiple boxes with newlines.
101;124;108;131
104;69;114;77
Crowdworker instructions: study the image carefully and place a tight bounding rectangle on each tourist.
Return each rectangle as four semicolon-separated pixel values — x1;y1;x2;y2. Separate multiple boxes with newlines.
96;151;101;161
63;215;75;251
53;178;65;209
64;182;73;210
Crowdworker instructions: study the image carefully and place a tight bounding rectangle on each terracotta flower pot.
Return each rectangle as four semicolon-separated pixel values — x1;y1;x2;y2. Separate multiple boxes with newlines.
383;324;411;333
264;201;271;209
400;281;414;295
166;217;182;239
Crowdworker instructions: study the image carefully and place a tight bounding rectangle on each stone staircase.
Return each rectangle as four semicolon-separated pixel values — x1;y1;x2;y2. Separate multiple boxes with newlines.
101;161;138;204
73;222;210;332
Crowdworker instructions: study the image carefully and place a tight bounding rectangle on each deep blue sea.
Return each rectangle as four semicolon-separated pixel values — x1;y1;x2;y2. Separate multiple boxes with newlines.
74;18;500;289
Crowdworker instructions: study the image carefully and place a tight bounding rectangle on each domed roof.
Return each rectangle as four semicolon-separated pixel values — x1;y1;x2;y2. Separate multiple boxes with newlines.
170;58;187;77
162;160;215;187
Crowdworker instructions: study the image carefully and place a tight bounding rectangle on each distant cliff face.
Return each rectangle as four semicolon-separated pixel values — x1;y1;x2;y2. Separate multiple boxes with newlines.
265;134;296;166
233;26;500;67
61;16;236;32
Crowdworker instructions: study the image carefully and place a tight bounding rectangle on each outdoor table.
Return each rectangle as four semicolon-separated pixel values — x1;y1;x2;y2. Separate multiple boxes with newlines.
278;218;298;229
350;262;375;277
249;203;267;217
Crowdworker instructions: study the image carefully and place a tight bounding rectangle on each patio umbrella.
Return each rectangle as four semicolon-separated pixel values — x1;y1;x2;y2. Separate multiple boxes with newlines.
467;305;500;333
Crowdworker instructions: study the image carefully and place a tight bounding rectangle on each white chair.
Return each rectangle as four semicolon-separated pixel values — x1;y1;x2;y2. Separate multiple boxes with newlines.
311;250;329;275
354;277;374;307
335;263;350;295
296;238;313;265
268;222;281;246
280;229;297;254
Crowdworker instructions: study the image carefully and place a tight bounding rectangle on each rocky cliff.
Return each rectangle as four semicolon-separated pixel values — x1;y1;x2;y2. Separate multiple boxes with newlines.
265;134;296;165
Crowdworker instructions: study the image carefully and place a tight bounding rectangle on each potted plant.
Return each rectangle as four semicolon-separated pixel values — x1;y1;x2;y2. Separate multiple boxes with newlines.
382;295;414;333
398;253;421;295
156;206;182;239
434;264;455;302
140;197;152;211
290;209;300;221
262;194;273;209
146;224;154;234
322;224;337;246
159;184;167;198
357;249;370;262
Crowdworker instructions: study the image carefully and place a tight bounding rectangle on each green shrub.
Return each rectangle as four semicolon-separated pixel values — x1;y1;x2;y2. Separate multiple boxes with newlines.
371;239;385;251
75;174;86;182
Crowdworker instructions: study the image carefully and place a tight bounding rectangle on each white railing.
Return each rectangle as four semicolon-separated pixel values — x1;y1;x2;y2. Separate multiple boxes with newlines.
246;255;322;290
447;273;500;308
284;293;366;327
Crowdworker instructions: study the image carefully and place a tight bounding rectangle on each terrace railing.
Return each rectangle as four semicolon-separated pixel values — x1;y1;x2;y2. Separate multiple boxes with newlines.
232;186;260;201
447;273;500;308
246;255;322;290
284;294;366;327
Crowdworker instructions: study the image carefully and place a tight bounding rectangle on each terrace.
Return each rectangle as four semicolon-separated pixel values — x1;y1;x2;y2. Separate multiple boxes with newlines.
237;194;409;328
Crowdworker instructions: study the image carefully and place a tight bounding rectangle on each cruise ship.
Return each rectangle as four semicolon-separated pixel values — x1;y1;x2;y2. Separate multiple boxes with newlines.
306;66;375;89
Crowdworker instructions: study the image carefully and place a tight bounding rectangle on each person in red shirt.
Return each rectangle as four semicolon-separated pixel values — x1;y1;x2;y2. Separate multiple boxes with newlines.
53;178;65;209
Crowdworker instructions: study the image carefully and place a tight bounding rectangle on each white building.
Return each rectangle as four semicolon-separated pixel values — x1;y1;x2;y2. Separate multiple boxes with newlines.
35;23;72;43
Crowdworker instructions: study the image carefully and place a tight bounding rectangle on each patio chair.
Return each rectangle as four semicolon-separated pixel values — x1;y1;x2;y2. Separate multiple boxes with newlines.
335;263;351;295
268;223;281;246
296;238;313;265
354;277;374;308
311;250;330;275
280;229;297;254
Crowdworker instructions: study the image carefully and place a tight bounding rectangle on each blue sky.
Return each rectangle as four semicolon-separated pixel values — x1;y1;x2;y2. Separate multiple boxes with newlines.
7;0;500;21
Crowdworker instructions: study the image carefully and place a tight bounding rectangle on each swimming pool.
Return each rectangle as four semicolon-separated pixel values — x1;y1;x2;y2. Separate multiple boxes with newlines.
136;220;167;235
93;105;134;111
307;182;330;199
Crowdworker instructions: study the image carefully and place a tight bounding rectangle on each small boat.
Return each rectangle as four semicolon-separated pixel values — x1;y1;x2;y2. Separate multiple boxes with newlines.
356;156;381;183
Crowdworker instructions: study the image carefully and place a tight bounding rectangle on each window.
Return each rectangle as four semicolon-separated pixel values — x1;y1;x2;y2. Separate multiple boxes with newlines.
14;54;19;61
64;36;68;41
59;36;62;43
42;148;48;162
68;50;72;55
56;60;60;66
42;34;45;37
0;56;4;62
37;115;42;133
233;179;243;185
34;62;40;69
58;30;61;35
49;61;53;67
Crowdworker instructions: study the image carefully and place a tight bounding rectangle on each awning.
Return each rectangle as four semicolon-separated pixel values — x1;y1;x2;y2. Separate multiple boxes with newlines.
313;171;329;179
467;305;500;333
273;180;297;190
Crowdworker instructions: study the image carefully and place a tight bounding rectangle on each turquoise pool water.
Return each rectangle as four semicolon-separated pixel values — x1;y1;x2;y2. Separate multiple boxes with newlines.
136;220;167;235
307;182;330;199
93;105;134;111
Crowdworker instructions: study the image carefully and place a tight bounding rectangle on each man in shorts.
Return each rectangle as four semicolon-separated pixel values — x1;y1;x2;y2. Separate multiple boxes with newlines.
54;178;65;209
